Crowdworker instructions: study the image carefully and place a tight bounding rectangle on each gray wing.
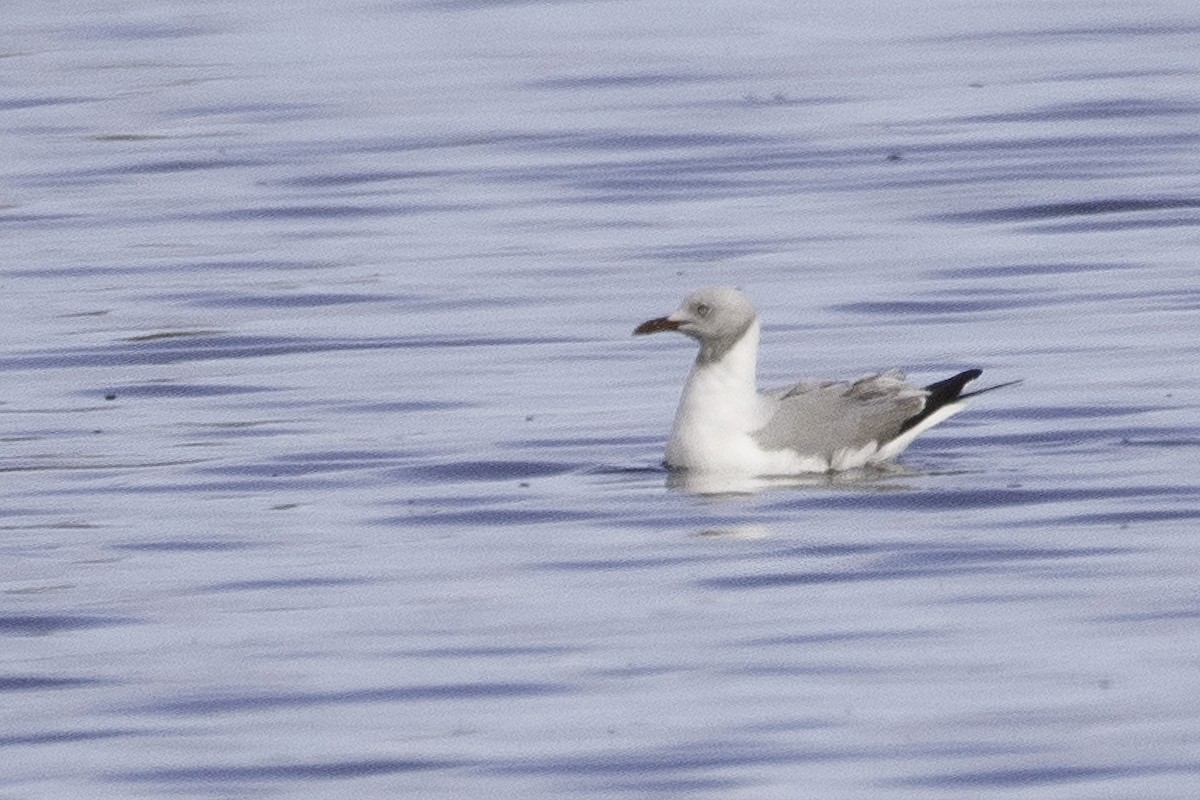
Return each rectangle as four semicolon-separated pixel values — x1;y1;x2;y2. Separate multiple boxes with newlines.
753;370;927;456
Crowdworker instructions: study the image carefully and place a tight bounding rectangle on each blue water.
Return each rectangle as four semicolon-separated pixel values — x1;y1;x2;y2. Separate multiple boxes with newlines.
3;1;1200;797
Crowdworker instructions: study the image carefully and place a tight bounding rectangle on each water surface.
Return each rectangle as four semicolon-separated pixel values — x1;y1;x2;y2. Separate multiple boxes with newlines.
3;1;1199;797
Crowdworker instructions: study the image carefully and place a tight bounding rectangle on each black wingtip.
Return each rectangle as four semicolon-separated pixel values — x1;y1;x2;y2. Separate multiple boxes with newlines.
961;378;1024;399
898;369;985;434
921;368;982;400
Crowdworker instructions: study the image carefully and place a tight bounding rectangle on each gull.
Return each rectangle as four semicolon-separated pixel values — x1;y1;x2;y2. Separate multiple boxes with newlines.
634;286;1013;475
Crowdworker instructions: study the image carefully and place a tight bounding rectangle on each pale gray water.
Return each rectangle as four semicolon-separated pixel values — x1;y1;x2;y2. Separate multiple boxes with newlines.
3;1;1200;797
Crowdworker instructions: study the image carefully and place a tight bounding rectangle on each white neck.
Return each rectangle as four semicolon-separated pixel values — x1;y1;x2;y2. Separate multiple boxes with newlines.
696;319;760;390
665;320;764;468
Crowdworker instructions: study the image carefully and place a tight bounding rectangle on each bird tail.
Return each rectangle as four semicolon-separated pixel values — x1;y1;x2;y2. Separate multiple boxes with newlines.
898;369;1019;435
960;379;1023;399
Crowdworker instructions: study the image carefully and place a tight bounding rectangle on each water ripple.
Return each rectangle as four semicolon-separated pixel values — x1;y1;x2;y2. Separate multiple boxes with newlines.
954;98;1200;123
0;334;577;371
385;507;598;526
134;682;572;716
0;614;140;636
700;543;1131;591
527;71;728;90
117;756;466;783
0;675;107;691
393;459;579;483
198;577;371;593
894;764;1140;788
933;196;1200;224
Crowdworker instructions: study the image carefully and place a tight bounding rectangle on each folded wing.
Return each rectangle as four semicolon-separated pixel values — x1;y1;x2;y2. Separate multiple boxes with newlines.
753;369;927;458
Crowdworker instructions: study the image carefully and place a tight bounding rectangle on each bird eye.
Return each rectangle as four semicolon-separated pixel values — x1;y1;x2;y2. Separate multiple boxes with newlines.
695;303;711;318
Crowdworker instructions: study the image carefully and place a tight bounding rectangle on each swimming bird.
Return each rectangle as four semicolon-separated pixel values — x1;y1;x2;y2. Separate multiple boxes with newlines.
634;286;1012;474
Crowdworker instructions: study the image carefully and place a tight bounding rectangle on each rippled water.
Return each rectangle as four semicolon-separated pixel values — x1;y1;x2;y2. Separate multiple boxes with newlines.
4;1;1200;797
